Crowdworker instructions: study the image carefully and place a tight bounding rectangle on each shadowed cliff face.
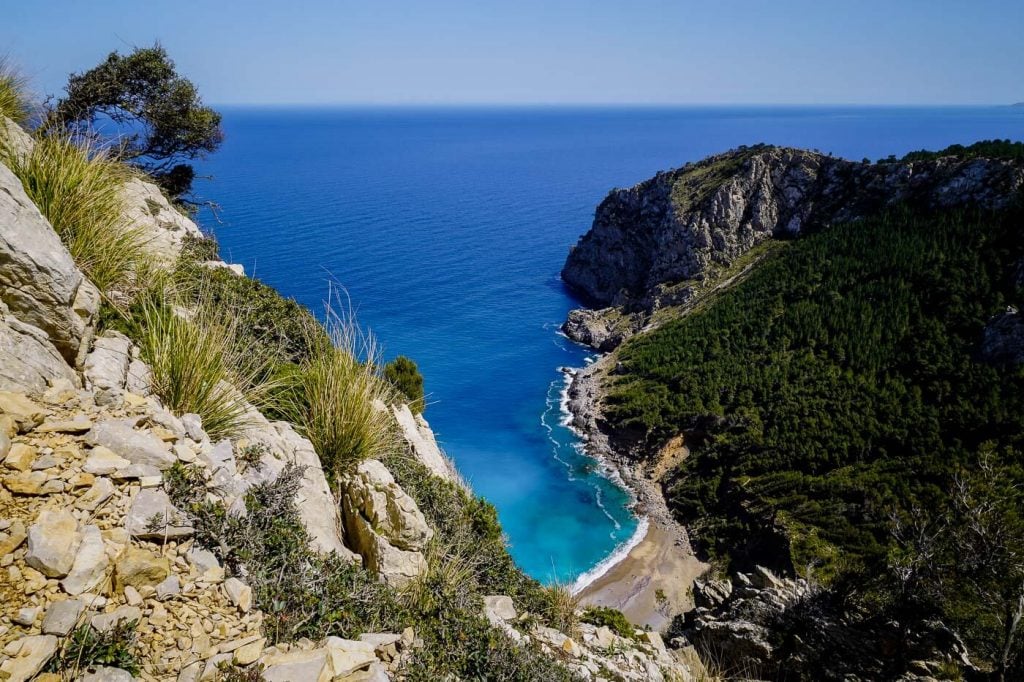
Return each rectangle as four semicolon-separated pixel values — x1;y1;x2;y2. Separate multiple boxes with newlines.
561;145;1024;308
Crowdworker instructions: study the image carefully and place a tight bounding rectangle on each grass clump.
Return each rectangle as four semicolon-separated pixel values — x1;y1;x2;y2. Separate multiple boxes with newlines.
48;620;141;677
138;289;276;440
276;307;397;483
0;57;30;124
581;605;637;640
2;133;153;299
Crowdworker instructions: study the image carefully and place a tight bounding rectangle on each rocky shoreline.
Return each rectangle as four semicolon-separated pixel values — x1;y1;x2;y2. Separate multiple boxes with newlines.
565;354;707;628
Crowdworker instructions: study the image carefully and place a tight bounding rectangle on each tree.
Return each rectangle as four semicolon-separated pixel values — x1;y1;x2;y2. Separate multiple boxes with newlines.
383;356;425;414
45;45;223;198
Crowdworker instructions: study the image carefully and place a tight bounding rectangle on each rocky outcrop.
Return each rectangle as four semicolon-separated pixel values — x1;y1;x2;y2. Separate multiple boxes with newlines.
981;306;1024;365
391;404;463;485
341;459;433;587
0;300;79;395
561;145;1024;348
0;159;99;369
120;176;203;264
678;567;975;681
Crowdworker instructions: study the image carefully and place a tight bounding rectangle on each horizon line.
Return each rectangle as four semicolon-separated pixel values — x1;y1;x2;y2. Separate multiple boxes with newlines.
207;101;1023;109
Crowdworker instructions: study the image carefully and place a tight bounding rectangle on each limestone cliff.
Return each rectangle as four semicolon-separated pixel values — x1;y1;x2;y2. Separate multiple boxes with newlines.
561;145;1024;348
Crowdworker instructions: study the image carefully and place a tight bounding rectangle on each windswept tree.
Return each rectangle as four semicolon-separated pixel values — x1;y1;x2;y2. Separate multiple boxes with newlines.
45;45;222;198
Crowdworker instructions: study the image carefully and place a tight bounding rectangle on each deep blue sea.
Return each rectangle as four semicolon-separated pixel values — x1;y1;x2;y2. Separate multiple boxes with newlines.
195;106;1024;585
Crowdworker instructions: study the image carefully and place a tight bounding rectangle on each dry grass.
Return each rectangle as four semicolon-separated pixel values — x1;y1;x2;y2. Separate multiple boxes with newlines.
0;57;30;124
2;133;153;299
276;302;398;483
138;287;278;440
542;581;581;638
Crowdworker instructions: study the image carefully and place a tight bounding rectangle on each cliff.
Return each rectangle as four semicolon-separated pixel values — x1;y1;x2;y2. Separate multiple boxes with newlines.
0;116;701;681
561;144;1024;349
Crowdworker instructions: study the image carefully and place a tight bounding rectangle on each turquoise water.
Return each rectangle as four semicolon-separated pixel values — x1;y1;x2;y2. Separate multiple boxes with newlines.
195;106;1024;584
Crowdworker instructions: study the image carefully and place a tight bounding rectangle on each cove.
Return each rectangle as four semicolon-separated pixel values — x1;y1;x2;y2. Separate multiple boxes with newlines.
195;105;1024;584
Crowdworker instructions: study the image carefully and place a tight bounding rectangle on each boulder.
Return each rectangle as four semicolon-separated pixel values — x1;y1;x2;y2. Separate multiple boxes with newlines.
124;488;193;540
260;648;331;682
91;605;142;633
41;599;84;636
483;595;517;621
322;637;377;677
114;546;170;592
1;115;34;161
0;634;58;682
0;304;79;395
4;442;35;471
82;446;131;475
61;524;110;596
74;477;116;511
25;509;81;577
341;459;433;586
0;391;48;431
87;420;175;470
0;159;98;367
120;176;203;263
223;577;252;612
83;332;132;403
79;667;135;682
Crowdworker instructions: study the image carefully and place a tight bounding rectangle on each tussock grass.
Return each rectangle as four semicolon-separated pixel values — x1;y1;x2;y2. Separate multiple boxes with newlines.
0;57;30;124
276;304;398;483
3;133;152;298
541;581;581;638
138;288;277;440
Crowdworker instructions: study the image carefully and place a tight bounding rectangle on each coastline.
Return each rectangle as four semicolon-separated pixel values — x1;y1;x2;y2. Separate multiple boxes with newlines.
563;354;708;630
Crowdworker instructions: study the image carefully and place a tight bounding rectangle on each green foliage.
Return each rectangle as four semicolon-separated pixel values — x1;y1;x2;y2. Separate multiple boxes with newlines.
581;606;637;640
2;133;154;299
181;232;221;262
137;290;276;440
274;309;397;483
175;253;326;368
48;620;141;676
602;202;1024;671
890;139;1024;163
215;662;266;682
384;355;426;414
46;44;223;197
671;144;769;213
0;56;29;124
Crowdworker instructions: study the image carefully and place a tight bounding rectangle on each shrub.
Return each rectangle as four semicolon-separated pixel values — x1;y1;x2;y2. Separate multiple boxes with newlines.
581;605;636;640
2;133;153;299
138;289;276;440
0;57;30;124
48;620;141;676
384;355;425;413
541;582;581;638
275;307;397;483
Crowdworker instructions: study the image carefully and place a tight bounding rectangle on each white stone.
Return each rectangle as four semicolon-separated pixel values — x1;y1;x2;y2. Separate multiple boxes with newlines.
41;599;84;636
87;419;176;470
124;488;193;540
61;525;110;596
25;509;81;577
83;446;131;475
223;577;252;612
0;634;57;682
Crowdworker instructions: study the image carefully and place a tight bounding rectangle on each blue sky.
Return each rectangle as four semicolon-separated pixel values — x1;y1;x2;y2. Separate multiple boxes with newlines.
3;1;1022;106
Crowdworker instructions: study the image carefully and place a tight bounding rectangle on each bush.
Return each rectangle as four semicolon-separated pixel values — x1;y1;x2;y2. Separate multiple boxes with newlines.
138;290;276;440
275;308;397;483
48;620;141;676
0;57;29;124
384;355;425;414
581;606;636;640
2;133;153;299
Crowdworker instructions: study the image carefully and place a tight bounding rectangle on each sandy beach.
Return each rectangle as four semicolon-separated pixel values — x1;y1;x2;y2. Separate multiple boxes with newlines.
565;357;709;630
578;519;706;630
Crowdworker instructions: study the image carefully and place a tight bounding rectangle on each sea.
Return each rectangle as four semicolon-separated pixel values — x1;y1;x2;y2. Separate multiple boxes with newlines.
194;105;1024;587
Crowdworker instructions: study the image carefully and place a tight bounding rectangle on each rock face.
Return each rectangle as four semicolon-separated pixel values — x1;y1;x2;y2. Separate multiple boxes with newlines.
561;145;1024;348
341;459;433;587
120;176;203;263
0;300;79;394
0;160;99;369
391;404;463;485
679;566;975;681
981;307;1024;365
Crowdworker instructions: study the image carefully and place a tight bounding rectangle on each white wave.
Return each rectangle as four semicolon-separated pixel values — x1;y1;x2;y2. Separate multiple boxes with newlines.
571;516;650;595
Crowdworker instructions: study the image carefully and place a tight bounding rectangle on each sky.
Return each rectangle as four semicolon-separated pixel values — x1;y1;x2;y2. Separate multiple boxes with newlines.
3;1;1022;106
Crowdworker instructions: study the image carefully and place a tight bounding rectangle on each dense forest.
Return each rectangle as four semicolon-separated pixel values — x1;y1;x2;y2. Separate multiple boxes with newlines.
602;200;1024;674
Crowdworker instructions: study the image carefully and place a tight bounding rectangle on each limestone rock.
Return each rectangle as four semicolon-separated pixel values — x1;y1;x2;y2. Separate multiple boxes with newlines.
322;637;377;677
223;577;252;612
0;160;99;367
83;332;132;403
341;459;432;586
0;634;58;682
79;667;135;682
75;477;116;511
1;115;34;161
0;519;27;556
392;404;462;484
91;605;142;633
41;599;84;636
124;488;193;540
61;525;110;596
120;176;203;264
0;305;79;395
0;391;48;431
83;446;131;475
87;420;175;470
155;574;180;600
115;546;170;592
483;595;517;621
4;442;35;471
261;648;330;682
25;509;81;577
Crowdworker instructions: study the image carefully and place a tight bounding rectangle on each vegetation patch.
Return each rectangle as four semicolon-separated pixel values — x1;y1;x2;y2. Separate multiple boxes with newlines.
48;620;141;677
0;57;30;124
581;606;637;640
384;355;426;414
